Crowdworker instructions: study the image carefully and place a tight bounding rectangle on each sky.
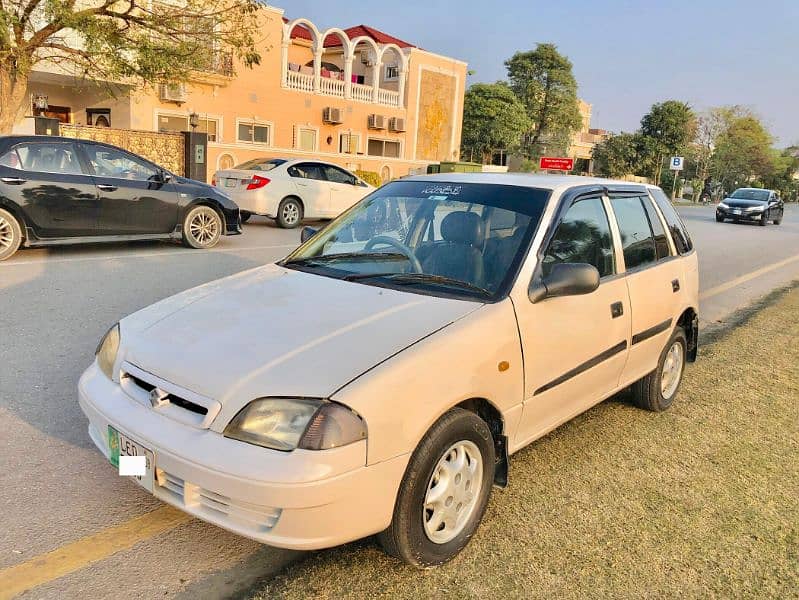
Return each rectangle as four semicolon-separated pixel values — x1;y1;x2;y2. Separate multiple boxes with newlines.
279;0;799;146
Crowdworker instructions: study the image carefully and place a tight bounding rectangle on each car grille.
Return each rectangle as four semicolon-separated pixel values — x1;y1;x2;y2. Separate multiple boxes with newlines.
156;469;282;533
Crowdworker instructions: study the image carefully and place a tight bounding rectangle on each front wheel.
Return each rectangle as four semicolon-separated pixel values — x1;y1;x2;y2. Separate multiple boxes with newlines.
715;214;724;222
631;327;687;412
0;208;23;261
377;408;495;568
182;205;222;249
276;197;303;229
759;215;768;226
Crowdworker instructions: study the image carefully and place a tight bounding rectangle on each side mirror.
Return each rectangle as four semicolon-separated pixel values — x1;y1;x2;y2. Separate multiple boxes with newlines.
159;171;172;183
528;263;600;304
300;226;318;243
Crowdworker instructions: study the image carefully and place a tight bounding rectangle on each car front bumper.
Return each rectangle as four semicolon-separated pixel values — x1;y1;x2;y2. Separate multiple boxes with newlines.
78;362;407;550
717;208;765;221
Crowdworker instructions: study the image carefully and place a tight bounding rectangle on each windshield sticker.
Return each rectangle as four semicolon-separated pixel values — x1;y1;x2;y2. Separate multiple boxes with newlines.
421;185;462;196
428;195;449;201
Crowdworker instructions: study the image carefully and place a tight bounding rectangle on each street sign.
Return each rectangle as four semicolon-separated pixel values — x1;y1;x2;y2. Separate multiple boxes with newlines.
669;156;684;170
540;157;574;171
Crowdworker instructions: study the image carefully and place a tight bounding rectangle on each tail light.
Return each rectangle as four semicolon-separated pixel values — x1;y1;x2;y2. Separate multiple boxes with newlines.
211;177;217;186
246;175;270;191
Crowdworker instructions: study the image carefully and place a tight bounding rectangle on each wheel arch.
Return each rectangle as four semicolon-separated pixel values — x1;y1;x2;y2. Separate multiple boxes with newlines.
0;199;28;241
453;397;509;488
676;306;699;362
281;194;305;211
184;198;228;233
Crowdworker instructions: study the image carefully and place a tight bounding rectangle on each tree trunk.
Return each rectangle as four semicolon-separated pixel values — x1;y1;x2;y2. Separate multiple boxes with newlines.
0;65;30;135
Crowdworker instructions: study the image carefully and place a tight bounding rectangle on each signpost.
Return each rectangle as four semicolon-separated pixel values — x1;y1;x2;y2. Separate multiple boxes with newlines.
539;157;574;171
669;156;684;200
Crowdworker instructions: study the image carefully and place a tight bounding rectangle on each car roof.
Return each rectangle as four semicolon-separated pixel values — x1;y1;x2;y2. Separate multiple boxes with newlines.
402;172;649;194
733;187;774;193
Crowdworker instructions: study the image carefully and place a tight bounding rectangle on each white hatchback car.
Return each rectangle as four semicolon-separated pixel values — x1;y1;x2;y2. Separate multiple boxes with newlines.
79;174;699;568
213;158;374;228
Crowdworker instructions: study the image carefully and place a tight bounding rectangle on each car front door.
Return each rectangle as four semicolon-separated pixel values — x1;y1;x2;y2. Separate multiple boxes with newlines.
287;162;331;219
0;140;99;238
512;193;631;447
80;143;179;235
322;165;366;215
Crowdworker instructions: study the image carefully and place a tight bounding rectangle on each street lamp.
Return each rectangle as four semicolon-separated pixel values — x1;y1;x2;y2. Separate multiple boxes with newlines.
189;112;199;130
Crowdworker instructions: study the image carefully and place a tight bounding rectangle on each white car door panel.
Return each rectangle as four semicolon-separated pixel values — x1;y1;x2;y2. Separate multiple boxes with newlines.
288;163;331;218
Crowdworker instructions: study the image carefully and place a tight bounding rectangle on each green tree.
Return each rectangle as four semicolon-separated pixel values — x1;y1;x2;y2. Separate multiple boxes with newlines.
711;115;774;193
591;132;655;179
505;43;582;158
0;0;262;133
460;82;530;163
640;100;697;185
762;146;799;201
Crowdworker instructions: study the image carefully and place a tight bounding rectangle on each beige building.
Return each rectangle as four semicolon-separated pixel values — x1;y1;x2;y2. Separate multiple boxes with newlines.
12;4;468;181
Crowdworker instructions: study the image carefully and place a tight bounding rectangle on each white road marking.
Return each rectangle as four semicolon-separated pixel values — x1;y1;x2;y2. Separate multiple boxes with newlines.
699;254;799;300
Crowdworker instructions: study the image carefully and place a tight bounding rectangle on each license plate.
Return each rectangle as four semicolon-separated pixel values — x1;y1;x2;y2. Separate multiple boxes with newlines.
108;426;155;493
733;209;742;214
225;178;237;187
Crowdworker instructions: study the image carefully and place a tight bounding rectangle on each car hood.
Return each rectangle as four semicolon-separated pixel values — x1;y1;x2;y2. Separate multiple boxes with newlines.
119;264;481;412
722;198;767;208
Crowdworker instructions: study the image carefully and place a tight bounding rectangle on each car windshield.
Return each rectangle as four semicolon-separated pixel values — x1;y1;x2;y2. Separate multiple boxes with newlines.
730;189;769;201
282;181;550;301
234;158;286;172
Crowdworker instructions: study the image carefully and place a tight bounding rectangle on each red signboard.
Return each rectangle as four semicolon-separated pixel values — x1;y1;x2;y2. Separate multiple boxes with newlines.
539;157;574;171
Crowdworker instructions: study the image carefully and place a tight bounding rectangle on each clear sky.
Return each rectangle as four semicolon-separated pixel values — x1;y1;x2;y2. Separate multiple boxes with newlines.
279;0;799;146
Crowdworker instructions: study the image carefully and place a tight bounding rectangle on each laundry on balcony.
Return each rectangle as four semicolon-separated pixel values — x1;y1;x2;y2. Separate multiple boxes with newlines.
299;65;313;75
351;74;365;84
288;62;301;72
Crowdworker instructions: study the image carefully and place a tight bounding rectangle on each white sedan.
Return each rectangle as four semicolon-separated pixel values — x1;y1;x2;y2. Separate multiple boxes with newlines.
213;158;374;228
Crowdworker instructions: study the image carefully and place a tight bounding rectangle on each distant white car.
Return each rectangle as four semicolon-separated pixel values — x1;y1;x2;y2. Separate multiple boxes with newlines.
213;158;374;228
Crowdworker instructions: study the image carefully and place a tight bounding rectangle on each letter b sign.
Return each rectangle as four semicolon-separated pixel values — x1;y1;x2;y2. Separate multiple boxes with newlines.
670;156;684;170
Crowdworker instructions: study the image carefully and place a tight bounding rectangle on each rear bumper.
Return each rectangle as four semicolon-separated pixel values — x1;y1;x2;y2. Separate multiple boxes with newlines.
227;191;279;218
77;362;407;550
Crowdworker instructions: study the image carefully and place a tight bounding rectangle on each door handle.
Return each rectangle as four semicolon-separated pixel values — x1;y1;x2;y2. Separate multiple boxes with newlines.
610;301;624;318
1;177;26;184
97;184;117;191
672;279;680;292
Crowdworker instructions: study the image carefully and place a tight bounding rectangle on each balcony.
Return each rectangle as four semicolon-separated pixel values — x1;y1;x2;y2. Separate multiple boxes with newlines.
190;52;234;85
285;70;401;108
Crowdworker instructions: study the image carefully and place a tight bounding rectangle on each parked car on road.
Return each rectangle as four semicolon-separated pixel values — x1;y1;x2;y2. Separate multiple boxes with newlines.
0;135;241;261
716;187;783;225
79;174;699;568
212;158;373;228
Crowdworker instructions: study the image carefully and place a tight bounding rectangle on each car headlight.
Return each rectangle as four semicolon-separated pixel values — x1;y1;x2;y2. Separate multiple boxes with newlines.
95;323;120;380
718;202;728;209
224;398;367;451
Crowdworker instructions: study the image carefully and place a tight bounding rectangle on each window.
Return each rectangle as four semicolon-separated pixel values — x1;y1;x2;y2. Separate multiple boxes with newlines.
543;197;615;278
339;133;360;154
385;63;399;81
610;196;657;270
234;158;286;172
157;114;219;142
323;165;357;185
640;196;671;260
287;163;327;181
367;138;400;158
648;187;694;255
237;121;270;145
296;127;317;152
2;142;84;175
83;145;159;181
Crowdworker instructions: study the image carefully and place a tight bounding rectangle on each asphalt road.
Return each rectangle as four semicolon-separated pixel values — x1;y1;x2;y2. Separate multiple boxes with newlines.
0;205;797;599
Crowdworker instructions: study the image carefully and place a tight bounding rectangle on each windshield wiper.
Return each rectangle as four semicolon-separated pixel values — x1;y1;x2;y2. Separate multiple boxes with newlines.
343;272;492;297
283;252;408;266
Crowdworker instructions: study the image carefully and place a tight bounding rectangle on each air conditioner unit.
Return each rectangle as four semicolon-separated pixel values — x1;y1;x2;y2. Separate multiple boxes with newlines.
323;107;344;124
388;117;406;132
368;114;386;130
159;83;187;104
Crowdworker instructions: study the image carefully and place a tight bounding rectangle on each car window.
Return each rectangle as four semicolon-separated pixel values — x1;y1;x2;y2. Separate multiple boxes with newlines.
288;163;327;181
83;145;158;181
234;158;286;172
648;187;693;254
640;196;671;260
3;142;84;175
543;196;615;278
323;165;357;185
610;196;657;270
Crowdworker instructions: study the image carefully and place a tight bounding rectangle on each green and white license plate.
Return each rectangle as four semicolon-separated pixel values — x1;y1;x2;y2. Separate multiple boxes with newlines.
108;425;155;493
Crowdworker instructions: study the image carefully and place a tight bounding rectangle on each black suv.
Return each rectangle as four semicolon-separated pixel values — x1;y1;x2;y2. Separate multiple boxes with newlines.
0;135;241;260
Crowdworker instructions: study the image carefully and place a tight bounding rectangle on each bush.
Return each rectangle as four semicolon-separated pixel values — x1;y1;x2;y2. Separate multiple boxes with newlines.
356;170;382;187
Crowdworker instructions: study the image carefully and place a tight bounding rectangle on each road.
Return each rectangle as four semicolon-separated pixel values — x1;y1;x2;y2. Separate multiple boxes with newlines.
0;205;797;599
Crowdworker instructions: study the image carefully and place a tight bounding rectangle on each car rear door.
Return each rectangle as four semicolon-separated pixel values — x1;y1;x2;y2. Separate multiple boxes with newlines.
513;192;631;446
608;192;682;386
322;164;366;216
287;162;331;218
0;139;99;238
80;142;179;235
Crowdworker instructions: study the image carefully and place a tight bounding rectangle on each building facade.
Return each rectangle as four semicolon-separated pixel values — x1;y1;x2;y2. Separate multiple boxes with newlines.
12;4;468;181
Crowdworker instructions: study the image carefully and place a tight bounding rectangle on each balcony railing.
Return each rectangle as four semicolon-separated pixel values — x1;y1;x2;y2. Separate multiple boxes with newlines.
285;71;401;107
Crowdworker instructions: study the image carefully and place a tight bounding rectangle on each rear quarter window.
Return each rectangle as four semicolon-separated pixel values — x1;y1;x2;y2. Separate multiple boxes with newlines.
649;187;694;255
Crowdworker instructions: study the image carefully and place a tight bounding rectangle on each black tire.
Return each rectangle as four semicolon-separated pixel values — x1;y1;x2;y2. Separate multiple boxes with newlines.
715;214;724;222
773;216;782;225
631;327;687;412
759;215;768;226
276;197;303;229
182;205;223;249
0;207;23;261
377;408;495;568
240;211;252;224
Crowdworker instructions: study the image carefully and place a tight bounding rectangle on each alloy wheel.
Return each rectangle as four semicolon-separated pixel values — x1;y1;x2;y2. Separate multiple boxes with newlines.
660;341;684;399
189;210;220;246
281;202;300;226
0;215;14;251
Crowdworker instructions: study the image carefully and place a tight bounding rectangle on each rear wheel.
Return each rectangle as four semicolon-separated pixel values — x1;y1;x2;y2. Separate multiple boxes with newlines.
0;208;22;261
773;215;782;225
631;327;687;412
276;197;303;229
182;205;222;249
378;408;495;568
